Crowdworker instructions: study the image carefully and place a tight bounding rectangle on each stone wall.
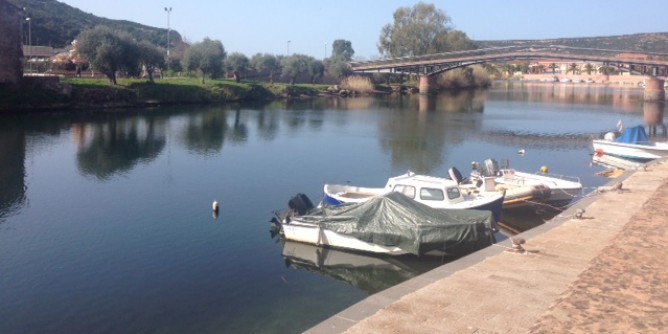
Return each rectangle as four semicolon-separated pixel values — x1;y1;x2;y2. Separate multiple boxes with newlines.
0;0;23;84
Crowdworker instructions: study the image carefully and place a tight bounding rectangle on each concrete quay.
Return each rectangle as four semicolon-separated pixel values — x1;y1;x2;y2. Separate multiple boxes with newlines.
307;159;668;333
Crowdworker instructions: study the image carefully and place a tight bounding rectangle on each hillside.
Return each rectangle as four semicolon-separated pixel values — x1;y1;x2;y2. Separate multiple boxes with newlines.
10;0;182;49
9;0;668;56
477;33;668;54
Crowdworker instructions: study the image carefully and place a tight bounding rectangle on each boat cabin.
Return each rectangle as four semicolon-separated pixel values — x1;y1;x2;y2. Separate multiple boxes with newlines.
383;173;466;206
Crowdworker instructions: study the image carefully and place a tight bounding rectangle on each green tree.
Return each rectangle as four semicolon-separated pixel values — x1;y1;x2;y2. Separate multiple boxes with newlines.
183;38;226;84
583;63;595;75
281;54;313;84
137;41;165;83
331;39;355;61
567;63;580;74
250;53;281;83
548;63;558;74
76;26;140;85
224;52;250;82
308;59;325;83
598;65;615;75
328;59;352;79
378;2;475;57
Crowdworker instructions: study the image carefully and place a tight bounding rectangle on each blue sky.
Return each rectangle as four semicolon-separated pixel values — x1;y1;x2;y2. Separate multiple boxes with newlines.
59;0;668;60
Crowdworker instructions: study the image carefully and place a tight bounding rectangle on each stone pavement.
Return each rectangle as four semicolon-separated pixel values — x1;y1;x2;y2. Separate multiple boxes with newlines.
307;159;668;334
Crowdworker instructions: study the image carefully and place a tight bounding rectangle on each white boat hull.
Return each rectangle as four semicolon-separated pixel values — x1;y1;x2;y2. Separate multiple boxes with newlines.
593;139;668;161
281;220;409;255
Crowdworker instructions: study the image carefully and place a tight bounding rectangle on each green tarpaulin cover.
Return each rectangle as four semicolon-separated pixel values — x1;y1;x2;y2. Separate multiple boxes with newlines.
298;192;495;256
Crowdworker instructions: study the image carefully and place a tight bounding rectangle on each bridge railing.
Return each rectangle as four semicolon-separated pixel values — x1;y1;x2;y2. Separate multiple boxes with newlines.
351;45;668;70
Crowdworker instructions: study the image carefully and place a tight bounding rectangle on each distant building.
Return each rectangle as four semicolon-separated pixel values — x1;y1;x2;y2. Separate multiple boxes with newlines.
0;0;23;84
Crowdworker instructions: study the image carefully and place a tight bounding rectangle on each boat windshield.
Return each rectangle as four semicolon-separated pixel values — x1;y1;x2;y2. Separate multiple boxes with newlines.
392;184;416;199
446;187;462;200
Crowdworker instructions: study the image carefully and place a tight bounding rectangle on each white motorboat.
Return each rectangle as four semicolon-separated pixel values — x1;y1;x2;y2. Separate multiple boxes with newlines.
592;125;668;162
322;172;505;223
452;159;583;209
276;192;496;256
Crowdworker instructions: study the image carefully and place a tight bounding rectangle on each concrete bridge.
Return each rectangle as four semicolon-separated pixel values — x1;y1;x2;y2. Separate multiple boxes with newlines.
350;45;668;97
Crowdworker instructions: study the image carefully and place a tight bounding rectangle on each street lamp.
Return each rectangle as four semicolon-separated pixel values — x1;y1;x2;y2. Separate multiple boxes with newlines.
26;17;31;73
287;40;290;56
164;7;172;57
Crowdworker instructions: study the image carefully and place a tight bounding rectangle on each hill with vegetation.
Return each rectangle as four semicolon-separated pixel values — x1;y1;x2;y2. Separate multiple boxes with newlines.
10;0;668;56
477;33;668;54
10;0;182;49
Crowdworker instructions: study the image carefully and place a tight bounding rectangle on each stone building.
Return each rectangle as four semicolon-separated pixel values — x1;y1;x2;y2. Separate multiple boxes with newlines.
0;0;23;84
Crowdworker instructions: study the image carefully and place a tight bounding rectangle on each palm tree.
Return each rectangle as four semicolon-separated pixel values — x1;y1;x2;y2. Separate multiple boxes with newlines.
568;63;580;75
548;63;558;74
583;63;594;75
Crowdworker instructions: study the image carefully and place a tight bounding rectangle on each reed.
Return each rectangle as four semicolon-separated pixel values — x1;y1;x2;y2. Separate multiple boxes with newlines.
341;75;375;93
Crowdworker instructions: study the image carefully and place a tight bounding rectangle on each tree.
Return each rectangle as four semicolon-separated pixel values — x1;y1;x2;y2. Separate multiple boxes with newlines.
281;54;312;84
378;2;475;57
548;63;558;74
250;53;281;83
567;63;580;74
137;41;165;83
76;26;140;85
308;59;325;83
328;59;352;79
583;63;595;75
331;39;354;61
183;38;226;84
224;52;250;82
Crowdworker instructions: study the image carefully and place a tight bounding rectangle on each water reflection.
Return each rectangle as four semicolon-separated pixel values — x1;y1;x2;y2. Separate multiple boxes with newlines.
377;92;486;174
76;115;166;180
0;121;26;222
184;107;229;155
281;241;446;294
644;101;666;136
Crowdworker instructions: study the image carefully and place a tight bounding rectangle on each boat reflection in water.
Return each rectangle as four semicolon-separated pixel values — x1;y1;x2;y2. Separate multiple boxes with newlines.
281;241;449;294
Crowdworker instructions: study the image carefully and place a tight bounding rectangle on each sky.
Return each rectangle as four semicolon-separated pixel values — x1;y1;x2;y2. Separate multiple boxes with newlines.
58;0;668;60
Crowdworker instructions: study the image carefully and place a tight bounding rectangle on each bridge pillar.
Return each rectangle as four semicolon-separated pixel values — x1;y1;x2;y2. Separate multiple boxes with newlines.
419;75;436;94
644;77;665;101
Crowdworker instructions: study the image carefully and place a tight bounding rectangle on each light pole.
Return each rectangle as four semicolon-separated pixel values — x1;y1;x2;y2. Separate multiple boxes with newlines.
164;7;172;57
26;17;31;73
287;40;290;56
324;42;328;59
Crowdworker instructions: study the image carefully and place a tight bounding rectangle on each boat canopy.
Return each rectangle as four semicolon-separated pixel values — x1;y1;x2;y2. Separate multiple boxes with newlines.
296;192;494;256
617;126;649;145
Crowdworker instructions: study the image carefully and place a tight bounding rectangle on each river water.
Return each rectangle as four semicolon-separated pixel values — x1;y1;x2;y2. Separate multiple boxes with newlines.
0;82;662;334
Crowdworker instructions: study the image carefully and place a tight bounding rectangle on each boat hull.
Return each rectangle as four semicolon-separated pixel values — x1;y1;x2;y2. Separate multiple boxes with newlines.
281;221;409;255
593;140;668;162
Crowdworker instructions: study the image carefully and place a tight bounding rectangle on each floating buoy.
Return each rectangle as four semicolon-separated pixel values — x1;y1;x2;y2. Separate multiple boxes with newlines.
540;165;549;174
517;149;526;155
212;201;220;219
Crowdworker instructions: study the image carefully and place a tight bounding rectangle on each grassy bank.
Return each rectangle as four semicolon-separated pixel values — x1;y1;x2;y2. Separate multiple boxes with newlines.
0;77;330;112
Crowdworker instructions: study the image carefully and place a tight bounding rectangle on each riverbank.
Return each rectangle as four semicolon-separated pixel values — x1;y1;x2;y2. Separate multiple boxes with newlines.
308;158;668;333
0;77;333;112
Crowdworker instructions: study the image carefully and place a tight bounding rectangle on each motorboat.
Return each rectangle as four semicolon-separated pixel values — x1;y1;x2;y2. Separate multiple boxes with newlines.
322;172;504;223
592;125;668;162
451;159;583;209
274;192;496;256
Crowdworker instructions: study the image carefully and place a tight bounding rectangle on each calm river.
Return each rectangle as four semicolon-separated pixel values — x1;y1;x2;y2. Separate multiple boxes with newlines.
0;82;662;334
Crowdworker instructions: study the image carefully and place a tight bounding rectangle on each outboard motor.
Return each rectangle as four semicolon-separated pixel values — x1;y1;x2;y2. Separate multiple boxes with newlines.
482;159;500;177
288;193;314;215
